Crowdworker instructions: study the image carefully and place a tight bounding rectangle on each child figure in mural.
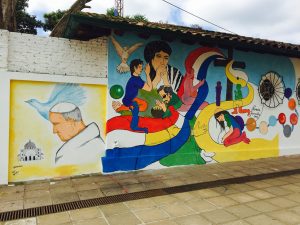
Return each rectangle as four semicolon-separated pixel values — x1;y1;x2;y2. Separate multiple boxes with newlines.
113;59;152;133
144;40;183;93
232;84;251;116
214;108;250;147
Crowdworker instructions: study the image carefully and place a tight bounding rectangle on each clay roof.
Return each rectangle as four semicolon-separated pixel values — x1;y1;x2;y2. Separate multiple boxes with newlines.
51;12;300;58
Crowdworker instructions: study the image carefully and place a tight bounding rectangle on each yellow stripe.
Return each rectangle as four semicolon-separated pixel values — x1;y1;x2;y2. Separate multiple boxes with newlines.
145;125;180;146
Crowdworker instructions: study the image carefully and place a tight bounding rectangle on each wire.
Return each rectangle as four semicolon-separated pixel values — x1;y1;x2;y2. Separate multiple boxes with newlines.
161;0;237;34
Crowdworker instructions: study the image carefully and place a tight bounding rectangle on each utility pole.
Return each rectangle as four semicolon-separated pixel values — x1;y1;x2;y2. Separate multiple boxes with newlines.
115;0;124;17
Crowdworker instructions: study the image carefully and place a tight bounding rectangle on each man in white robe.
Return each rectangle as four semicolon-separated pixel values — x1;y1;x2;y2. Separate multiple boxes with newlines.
49;102;104;166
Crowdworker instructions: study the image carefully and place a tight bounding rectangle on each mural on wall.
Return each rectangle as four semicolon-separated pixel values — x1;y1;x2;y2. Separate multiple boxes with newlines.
9;80;106;182
103;32;300;173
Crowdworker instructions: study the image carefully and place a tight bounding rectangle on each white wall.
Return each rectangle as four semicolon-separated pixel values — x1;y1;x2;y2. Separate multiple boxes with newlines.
0;29;108;77
0;30;108;184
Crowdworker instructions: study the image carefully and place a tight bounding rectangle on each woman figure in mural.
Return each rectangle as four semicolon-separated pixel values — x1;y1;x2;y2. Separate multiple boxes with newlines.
144;40;183;93
214;108;250;147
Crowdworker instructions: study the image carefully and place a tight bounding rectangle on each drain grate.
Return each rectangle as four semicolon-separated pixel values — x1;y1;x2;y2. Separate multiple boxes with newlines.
1;168;300;221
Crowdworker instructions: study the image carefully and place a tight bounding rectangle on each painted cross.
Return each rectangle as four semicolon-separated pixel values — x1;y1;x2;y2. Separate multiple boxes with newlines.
214;48;246;101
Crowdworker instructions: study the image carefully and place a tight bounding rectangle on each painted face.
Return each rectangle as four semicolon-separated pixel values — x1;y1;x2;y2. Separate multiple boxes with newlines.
151;51;169;71
216;114;225;122
159;89;172;104
49;112;77;142
134;64;143;75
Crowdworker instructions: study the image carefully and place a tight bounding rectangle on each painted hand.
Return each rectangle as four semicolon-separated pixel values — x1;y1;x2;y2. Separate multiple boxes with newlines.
112;101;122;111
156;100;167;112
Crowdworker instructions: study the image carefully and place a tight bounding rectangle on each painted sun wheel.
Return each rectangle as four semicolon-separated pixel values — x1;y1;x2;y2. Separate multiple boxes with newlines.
258;71;285;108
297;79;300;104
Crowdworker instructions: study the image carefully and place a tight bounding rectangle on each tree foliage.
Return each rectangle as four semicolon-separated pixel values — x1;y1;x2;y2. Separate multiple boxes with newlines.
16;0;43;34
43;9;66;32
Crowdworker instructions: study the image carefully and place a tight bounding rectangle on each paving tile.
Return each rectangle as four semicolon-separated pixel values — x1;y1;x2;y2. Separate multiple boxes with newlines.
151;195;178;206
190;189;220;199
171;192;195;202
227;193;257;203
186;199;218;213
0;200;23;213
172;214;212;225
25;182;49;192
263;186;293;196
142;181;167;190
266;197;298;208
245;214;285;225
72;218;107;225
245;181;273;189
268;210;300;224
49;186;76;195
226;204;260;219
206;196;238;208
69;207;102;221
100;186;126;196
221;220;250;225
285;193;300;203
279;184;300;192
117;178;140;185
263;178;288;186
37;212;70;225
74;183;99;192
146;219;178;225
51;192;79;204
123;183;146;193
24;190;50;199
201;209;238;224
245;190;275;199
0;185;24;194
106;212;141;225
162;179;186;187
3;218;36;225
24;196;52;209
134;207;169;223
290;205;300;214
0;191;24;202
246;200;279;213
160;202;195;217
77;189;104;200
227;184;255;192
125;199;156;210
99;203;130;216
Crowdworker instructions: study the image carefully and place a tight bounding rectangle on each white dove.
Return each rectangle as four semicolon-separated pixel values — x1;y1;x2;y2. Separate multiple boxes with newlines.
110;35;143;74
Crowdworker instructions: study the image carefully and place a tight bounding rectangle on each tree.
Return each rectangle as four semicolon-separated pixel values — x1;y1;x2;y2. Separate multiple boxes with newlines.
131;14;148;22
0;0;17;31
106;7;115;16
16;0;43;34
43;10;66;32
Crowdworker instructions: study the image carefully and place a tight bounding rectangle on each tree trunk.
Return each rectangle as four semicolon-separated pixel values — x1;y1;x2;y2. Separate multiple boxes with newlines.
0;0;17;31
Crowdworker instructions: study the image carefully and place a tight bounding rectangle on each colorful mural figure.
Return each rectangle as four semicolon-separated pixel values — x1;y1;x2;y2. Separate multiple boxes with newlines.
49;102;104;165
106;33;298;172
144;40;183;92
113;59;152;133
110;35;143;73
214;108;250;147
25;83;86;120
9;81;106;182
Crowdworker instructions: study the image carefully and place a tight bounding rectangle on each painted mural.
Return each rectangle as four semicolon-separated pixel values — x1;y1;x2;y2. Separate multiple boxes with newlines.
9;80;106;182
103;32;300;173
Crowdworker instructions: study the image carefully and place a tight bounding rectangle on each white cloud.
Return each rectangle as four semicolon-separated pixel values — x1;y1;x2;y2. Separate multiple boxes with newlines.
28;0;300;44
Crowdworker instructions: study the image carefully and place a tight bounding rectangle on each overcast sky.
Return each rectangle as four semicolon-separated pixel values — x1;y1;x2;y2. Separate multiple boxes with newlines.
28;0;300;45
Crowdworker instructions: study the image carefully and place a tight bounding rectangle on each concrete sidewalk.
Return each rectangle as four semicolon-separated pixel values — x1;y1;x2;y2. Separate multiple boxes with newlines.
1;155;300;213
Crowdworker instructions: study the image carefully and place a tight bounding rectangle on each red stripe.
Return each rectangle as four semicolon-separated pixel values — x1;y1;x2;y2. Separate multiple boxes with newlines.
106;106;179;134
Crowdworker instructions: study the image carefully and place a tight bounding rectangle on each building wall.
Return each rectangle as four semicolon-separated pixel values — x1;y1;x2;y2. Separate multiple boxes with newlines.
103;31;300;173
0;30;108;77
0;30;108;184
